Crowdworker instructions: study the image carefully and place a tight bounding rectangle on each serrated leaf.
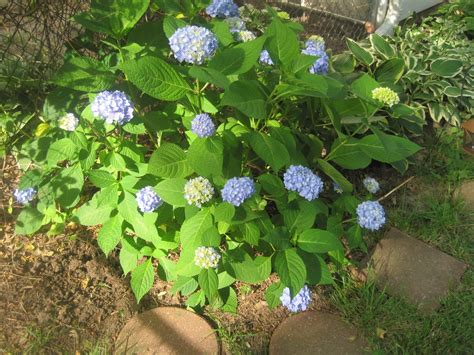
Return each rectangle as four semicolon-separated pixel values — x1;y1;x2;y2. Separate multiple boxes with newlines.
359;133;421;163
155;178;187;207
221;80;267;119
265;281;285;309
15;207;44;235
120;56;190;101
198;268;218;302
97;214;123;256
317;159;353;192
47;138;77;166
266;18;300;68
249;132;290;172
148;143;193;178
131;259;154;302
187;137;223;178
297;229;343;253
88;170;116;188
274;248;306;297
180;208;213;248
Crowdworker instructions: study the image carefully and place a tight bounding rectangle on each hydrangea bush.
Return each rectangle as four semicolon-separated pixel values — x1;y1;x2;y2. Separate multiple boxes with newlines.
13;0;422;311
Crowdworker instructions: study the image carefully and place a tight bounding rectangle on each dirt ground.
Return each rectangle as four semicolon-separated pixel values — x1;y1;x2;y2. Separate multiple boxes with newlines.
0;156;337;353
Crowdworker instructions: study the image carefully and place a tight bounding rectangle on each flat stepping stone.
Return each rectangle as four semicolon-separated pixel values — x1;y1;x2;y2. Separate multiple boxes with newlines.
270;312;368;354
115;307;219;354
370;228;467;313
457;180;474;206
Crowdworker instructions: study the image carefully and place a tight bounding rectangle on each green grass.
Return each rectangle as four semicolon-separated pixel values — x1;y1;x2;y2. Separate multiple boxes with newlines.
331;128;474;354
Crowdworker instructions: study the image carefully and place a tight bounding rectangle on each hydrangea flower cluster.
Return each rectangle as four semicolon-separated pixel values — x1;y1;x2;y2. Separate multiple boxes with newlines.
136;186;163;213
305;35;326;52
191;113;216;138
302;39;329;75
205;0;239;18
356;201;386;231
14;187;36;205
235;30;256;42
184;177;215;208
363;177;380;194
194;246;221;269
221;177;255;206
333;183;343;194
58;113;79;131
224;16;246;32
259;49;274;66
283;165;324;201
280;285;312;313
91;91;134;125
169;26;218;65
372;87;400;107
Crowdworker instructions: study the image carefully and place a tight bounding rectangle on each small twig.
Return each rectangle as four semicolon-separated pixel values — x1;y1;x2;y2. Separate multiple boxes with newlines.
378;176;415;202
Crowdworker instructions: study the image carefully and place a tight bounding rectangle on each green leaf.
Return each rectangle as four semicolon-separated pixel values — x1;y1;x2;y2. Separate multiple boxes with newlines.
224;250;271;284
119;243;139;275
187;137;224;178
51;164;84;208
74;196;113;226
266;19;300;68
317;159;353;192
220;287;238;314
74;0;150;38
221;80;267;119
97;214;123;256
47;138;77;166
431;59;463;78
297;229;343;253
155;178;187;207
148;143;193;178
283;200;317;233
351;73;379;103
370;34;395;59
249;132;290;171
162;15;186;38
209;36;265;75
180;208;213;248
359;133;421;163
346;38;373;66
298;250;334;285
53;56;115;92
259;173;285;197
120;56;190;101
15;207;44;235
198;268;218;302
375;58;405;83
171;275;199;296
188;66;230;89
131;259;154;303
329;138;372;170
200;226;221;247
332;53;356;74
96;183;120;207
210;20;234;46
88;170;116;188
238;222;260;246
274;248;306;297
213;202;235;223
265;282;285;309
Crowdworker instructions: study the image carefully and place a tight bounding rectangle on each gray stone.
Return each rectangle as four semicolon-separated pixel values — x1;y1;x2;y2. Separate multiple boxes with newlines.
269;312;368;355
370;228;467;313
457;180;474;206
115;307;219;354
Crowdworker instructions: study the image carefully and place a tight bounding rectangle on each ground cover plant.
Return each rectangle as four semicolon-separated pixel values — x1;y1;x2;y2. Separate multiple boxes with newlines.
11;0;424;314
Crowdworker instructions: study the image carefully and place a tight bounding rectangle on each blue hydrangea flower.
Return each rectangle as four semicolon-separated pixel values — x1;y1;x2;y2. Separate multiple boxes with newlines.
356;201;386;231
194;246;221;269
169;26;218;65
301;41;329;75
184;177;215;207
305;35;326;52
363;177;380;194
136;186;163;213
206;0;239;18
259;49;274;66
191;113;216;138
221;177;255;206
333;183;343;194
280;285;312;313
14;187;36;205
91;91;134;125
224;16;246;32
283;165;324;201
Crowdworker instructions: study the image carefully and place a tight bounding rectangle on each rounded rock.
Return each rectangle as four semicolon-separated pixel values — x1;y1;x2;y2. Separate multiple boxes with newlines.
115;307;219;354
269;312;368;355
